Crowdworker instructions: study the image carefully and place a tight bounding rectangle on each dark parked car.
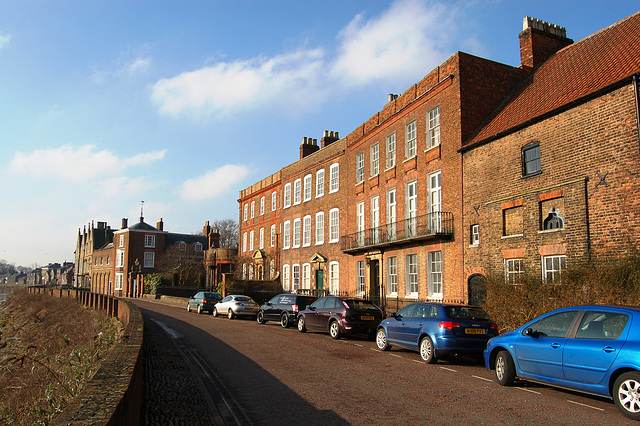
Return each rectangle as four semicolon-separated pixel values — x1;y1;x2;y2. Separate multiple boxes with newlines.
376;303;498;363
484;305;640;420
297;296;383;339
257;293;317;328
186;291;222;314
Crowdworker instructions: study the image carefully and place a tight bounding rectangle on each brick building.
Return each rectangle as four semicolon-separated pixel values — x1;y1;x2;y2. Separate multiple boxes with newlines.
461;13;640;296
75;221;115;289
238;12;640;311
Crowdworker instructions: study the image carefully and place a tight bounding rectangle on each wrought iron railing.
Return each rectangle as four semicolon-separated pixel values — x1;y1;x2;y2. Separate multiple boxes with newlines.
341;211;454;252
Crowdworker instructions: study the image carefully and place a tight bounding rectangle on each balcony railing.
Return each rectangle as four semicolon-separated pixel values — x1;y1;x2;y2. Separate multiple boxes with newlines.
341;211;454;253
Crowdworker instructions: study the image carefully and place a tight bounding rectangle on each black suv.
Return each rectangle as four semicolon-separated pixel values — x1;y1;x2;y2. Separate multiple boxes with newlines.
257;293;317;328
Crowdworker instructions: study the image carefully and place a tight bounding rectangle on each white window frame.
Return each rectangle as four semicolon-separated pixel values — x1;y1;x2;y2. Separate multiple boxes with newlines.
304;174;312;202
387;256;398;295
144;252;155;268
243;204;248;221
471;224;479;245
386;133;396;169
259;227;264;249
302;263;311;289
329;163;339;193
316;212;325;245
316;169;325;198
329;261;339;295
356;201;365;246
406;181;417;237
329;208;339;243
249;230;254;251
260;196;265;216
370;143;379;177
282;264;290;291
387;188;396;239
406;254;418;297
116;249;124;267
371;195;380;243
429;171;442;232
119;234;124;247
428;251;443;299
303;215;311;247
283;221;291;249
144;235;155;248
284;183;292;208
356;152;365;183
293;218;301;248
505;258;524;284
242;232;247;252
543;255;566;283
292;264;300;290
270;224;276;248
271;191;277;211
427;106;440;149
357;260;365;296
293;178;302;205
251;200;255;218
405;121;417;159
194;242;203;252
115;272;123;290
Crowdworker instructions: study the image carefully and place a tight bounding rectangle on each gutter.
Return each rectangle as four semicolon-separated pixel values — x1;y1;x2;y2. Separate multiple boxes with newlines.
634;74;640;150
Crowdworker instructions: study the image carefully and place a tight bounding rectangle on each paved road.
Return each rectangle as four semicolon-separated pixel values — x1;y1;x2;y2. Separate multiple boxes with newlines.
133;298;633;425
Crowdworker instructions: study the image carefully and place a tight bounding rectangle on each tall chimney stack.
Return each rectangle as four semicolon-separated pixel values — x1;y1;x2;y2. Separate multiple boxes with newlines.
520;17;572;69
321;130;340;148
300;136;320;159
121;218;128;229
156;218;164;231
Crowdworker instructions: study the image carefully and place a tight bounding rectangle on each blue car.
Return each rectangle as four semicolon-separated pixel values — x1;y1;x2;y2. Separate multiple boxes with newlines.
376;302;499;363
484;305;640;420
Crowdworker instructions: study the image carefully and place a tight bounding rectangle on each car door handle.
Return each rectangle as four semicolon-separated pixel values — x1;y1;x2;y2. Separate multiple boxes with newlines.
603;346;616;353
419;323;423;327
550;343;561;349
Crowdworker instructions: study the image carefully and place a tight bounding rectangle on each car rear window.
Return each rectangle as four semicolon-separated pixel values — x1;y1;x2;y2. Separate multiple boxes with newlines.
345;300;379;311
235;296;250;302
445;306;492;321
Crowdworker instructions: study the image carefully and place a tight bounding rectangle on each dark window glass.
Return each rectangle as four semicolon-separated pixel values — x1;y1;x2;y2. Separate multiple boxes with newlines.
531;311;578;338
576;311;628;340
522;142;541;176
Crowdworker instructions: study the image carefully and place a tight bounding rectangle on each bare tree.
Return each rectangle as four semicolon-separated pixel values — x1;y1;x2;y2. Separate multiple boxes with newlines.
212;218;238;249
155;246;205;287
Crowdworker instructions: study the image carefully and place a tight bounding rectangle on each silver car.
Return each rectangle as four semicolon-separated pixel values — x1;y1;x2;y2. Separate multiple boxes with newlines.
213;295;259;319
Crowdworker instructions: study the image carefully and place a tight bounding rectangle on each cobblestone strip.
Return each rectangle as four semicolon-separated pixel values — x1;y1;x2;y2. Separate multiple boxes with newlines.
142;316;219;425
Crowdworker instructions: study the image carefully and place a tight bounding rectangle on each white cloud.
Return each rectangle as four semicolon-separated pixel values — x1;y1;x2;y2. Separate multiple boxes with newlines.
9;145;166;181
151;49;326;119
98;176;154;198
126;57;151;77
180;164;250;201
330;0;452;87
0;33;11;49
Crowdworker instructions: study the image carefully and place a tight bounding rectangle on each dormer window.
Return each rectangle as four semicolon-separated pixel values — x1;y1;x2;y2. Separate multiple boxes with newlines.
193;242;203;251
178;241;186;251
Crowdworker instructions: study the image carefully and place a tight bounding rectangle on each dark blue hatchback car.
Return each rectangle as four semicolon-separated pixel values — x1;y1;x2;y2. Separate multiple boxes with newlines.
376;302;498;363
484;305;640;420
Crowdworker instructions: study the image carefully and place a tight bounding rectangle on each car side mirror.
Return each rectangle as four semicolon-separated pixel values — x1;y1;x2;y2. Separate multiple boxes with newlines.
309;306;316;311
266;302;272;306
524;328;538;338
391;312;401;319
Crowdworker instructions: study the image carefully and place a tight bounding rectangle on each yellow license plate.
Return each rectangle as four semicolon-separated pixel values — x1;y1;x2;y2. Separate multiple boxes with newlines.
465;328;486;335
361;315;375;321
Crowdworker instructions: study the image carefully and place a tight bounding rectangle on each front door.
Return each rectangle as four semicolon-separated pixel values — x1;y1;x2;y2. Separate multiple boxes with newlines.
316;269;324;290
369;260;380;305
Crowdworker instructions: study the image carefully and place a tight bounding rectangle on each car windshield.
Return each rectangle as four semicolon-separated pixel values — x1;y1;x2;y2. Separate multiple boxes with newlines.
445;306;491;321
345;300;379;311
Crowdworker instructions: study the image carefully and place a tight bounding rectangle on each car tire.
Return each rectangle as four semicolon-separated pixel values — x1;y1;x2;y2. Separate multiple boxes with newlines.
197;305;202;314
297;316;306;332
186;304;191;312
376;328;390;351
495;350;515;386
329;320;342;339
420;336;437;364
212;307;218;317
280;313;290;328
228;309;235;319
257;311;266;324
613;371;640;420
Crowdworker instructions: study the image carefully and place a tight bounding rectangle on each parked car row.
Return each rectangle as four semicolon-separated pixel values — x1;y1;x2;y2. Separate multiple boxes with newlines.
186;290;640;420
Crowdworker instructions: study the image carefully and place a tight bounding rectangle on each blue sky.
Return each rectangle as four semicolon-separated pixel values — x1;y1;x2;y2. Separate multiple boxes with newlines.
1;0;638;267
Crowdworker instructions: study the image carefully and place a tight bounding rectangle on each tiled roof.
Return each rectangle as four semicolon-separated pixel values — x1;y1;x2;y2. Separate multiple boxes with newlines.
468;11;640;146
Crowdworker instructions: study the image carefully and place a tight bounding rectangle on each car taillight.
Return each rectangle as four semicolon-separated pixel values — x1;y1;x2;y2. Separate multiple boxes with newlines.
341;301;350;309
292;304;299;312
490;323;499;332
439;321;460;329
202;299;207;304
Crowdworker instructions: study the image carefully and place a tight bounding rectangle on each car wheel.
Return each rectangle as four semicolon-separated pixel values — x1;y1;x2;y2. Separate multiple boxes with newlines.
495;350;515;386
297;316;306;332
257;311;266;324
212;307;218;317
376;328;390;351
329;320;342;339
228;309;235;319
186;303;191;312
197;305;202;314
280;313;291;328
420;336;437;364
613;371;640;420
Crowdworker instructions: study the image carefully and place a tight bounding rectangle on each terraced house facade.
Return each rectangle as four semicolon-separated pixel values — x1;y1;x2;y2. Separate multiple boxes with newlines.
238;12;640;311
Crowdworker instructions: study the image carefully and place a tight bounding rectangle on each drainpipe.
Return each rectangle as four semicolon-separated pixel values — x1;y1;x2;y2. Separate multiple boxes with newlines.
634;74;640;150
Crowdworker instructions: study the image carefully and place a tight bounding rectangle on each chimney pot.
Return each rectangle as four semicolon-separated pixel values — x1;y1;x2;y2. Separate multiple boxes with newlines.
122;218;128;229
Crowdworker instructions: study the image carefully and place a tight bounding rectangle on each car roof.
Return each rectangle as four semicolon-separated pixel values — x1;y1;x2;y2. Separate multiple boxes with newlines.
554;305;640;313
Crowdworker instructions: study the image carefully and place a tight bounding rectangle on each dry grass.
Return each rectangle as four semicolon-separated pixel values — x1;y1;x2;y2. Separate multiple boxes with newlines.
482;254;640;333
0;290;122;425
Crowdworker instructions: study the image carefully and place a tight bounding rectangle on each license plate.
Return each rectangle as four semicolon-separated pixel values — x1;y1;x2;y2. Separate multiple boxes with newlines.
465;328;486;335
361;315;375;321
